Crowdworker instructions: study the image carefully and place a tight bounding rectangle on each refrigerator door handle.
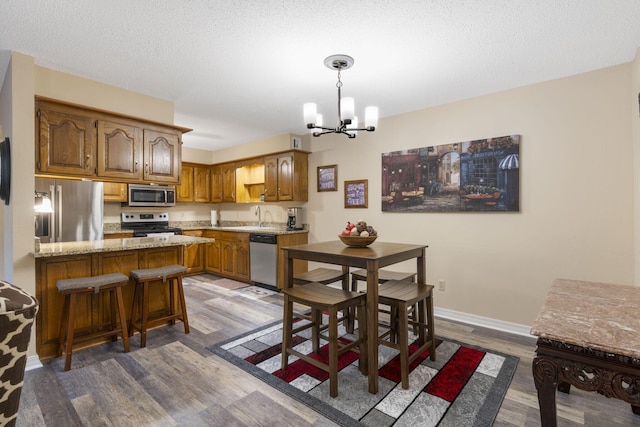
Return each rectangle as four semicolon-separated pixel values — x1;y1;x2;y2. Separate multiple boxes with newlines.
56;185;63;242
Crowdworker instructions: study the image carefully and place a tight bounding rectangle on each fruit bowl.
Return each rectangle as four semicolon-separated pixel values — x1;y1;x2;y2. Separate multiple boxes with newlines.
338;234;378;247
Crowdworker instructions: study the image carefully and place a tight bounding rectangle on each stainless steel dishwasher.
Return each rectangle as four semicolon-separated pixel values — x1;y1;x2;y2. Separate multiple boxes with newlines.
249;233;278;291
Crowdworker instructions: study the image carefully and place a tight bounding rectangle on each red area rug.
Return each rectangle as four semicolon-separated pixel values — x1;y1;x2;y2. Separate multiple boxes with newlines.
208;319;518;426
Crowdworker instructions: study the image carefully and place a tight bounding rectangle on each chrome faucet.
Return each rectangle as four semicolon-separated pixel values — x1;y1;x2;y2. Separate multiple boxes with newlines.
255;205;263;227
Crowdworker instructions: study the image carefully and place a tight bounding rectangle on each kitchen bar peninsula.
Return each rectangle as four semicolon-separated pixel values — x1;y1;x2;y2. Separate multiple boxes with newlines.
34;235;213;359
531;279;640;426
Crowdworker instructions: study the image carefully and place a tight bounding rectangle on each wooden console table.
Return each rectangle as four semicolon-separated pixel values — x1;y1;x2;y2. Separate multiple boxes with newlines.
531;279;640;426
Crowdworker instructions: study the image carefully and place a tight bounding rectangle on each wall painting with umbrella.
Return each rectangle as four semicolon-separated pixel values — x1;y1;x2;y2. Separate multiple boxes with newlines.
381;135;520;212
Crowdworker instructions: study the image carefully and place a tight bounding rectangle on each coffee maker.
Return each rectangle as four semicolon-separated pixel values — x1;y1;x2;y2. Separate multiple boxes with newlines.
287;207;304;230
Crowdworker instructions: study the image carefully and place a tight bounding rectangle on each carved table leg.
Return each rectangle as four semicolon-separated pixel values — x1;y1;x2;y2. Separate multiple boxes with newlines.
533;355;559;427
558;381;571;394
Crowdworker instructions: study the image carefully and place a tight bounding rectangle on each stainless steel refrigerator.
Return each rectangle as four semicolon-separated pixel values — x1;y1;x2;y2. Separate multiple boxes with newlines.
35;178;104;243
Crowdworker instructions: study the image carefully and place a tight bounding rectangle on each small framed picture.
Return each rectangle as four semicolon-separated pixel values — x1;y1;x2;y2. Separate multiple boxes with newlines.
344;179;368;208
317;164;338;192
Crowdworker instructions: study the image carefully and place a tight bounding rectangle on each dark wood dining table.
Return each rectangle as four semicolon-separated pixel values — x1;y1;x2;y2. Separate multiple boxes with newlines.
282;240;428;394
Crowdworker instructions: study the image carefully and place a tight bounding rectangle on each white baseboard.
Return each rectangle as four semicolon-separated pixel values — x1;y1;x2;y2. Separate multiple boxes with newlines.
25;355;43;371
435;307;535;339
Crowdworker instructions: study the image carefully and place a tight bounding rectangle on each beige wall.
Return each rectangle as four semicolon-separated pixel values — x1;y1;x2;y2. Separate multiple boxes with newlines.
0;52;37;356
632;48;640;285
303;63;635;326
182;146;214;164
0;52;36;290
35;67;174;123
209;133;301;163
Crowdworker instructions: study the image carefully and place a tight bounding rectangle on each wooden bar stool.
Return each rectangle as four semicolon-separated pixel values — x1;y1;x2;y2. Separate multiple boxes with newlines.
293;267;347;287
282;282;367;398
377;280;436;389
350;269;418;336
56;272;130;371
350;269;416;292
294;267;350;330
129;264;189;348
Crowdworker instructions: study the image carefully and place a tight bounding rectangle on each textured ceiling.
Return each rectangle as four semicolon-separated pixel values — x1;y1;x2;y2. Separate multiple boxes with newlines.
1;1;640;151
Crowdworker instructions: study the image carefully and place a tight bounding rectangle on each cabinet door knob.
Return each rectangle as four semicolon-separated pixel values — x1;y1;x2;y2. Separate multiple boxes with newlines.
134;161;138;172
85;154;91;169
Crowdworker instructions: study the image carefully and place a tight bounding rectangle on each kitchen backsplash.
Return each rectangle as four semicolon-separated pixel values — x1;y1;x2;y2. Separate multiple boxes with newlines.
104;201;306;228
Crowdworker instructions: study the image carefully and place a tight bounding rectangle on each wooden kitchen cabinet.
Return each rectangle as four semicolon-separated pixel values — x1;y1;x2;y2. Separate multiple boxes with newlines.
276;233;308;289
193;165;211;202
264;155;278;201
177;164;194;201
96;118;143;180
235;159;265;203
178;163;211;203
201;230;248;282
182;230;205;274
103;182;128;202
143;128;182;183
264;151;308;201
222;163;236;202
35;102;96;177
210;166;223;203
35;97;190;185
220;232;250;282
204;230;222;273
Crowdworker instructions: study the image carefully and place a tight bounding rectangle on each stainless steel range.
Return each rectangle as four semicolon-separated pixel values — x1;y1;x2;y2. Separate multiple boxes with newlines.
121;212;182;237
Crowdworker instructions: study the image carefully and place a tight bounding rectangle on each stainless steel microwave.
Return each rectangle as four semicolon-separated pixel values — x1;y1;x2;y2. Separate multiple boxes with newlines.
127;184;176;207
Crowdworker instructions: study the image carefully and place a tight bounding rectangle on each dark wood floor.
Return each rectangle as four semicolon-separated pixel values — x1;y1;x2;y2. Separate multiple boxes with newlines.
16;274;640;426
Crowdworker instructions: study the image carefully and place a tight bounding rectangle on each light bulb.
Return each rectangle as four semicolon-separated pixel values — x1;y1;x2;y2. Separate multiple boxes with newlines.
340;97;355;121
303;103;317;126
365;106;378;129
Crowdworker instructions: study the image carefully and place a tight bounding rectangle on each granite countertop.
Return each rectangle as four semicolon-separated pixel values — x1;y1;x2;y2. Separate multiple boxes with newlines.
34;235;213;258
530;278;640;358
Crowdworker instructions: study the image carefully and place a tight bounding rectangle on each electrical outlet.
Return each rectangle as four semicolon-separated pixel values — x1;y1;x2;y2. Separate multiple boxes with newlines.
438;280;446;291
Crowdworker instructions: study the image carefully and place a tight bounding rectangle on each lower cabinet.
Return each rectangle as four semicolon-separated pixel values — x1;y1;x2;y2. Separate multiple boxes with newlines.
35;246;181;359
220;232;250;282
204;230;222;274
140;229;307;287
276;233;309;289
181;230;205;274
195;230;250;283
